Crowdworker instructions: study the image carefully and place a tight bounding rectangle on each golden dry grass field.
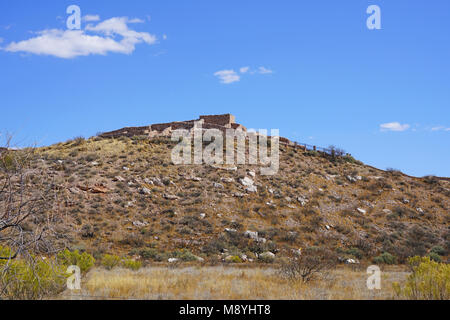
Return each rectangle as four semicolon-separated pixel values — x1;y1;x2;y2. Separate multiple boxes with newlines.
59;265;409;300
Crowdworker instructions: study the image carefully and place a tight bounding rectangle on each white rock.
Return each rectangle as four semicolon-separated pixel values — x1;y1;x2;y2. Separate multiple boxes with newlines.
213;182;224;189
357;208;366;214
345;258;359;264
225;228;237;233
244;230;259;240
140;187;151;195
221;177;234;183
123;166;130;171
246;185;258;193
240;177;254;187
133;221;148;227
199;213;206;219
297;196;309;206
115;176;126;182
168;258;178;263
259;252;275;260
417;207;424;214
163;193;179;200
248;171;256;177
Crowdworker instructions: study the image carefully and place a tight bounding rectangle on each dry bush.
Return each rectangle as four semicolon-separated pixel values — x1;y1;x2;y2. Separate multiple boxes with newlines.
279;247;338;282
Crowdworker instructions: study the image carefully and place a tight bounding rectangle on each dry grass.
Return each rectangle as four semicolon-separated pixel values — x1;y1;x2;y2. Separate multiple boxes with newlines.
60;266;409;300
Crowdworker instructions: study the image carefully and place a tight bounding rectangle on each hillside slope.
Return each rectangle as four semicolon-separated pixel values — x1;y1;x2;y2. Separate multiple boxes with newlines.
6;134;449;264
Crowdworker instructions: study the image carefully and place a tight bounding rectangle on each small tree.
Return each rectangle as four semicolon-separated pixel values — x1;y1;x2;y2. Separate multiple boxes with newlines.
0;136;62;298
279;247;337;282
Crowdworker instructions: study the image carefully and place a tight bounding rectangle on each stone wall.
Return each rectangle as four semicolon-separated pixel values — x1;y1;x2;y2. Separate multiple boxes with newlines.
199;114;235;127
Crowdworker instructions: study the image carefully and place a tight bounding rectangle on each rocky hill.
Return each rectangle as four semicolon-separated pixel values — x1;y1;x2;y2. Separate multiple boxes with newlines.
2;118;449;265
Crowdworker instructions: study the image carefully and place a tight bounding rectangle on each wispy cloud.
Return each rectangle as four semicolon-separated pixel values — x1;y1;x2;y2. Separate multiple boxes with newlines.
214;70;240;84
431;126;450;132
380;122;410;132
258;66;273;74
214;66;274;84
82;15;100;22
239;66;249;74
3;16;157;59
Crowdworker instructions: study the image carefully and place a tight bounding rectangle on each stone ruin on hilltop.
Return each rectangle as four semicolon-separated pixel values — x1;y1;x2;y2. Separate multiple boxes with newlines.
99;113;292;145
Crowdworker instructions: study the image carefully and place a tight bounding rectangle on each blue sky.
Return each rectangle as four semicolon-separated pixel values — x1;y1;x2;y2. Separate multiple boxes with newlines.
0;0;449;177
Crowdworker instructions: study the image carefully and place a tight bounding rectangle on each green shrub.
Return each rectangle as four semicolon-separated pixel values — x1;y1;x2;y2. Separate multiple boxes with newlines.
428;252;442;263
393;256;449;300
430;246;446;256
121;259;142;270
345;247;363;259
1;246;67;300
57;249;95;273
373;252;397;265
170;249;198;262
227;255;242;263
101;254;121;270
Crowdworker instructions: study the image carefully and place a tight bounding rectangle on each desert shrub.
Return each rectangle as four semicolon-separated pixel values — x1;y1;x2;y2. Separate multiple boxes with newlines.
428;252;442;262
57;249;95;273
170;249;198;262
227;255;242;263
139;248;165;261
373;252;397;265
1;246;67;300
279;247;337;282
121;259;142;270
430;245;446;256
101;254;121;270
345;247;363;259
393;256;449;300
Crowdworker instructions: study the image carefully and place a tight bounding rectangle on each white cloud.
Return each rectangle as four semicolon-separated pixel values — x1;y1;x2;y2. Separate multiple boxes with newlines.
162;34;167;40
380;122;410;132
240;66;249;74
0;38;3;44
214;70;240;84
4;16;157;59
258;66;273;74
83;15;100;22
128;18;145;24
431;126;450;132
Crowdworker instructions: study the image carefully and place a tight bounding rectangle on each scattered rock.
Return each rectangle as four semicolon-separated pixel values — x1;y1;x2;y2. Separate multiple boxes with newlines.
140;187;151;195
297;196;309;206
221;177;234;183
259;252;275;260
345;258;359;264
233;192;246;198
168;258;178;263
244;230;259;240
346;175;357;183
163;193;179;200
248;171;256;177
224;228;237;233
246;185;258;193
114;176;126;182
213;182;224;189
416;207;424;214
356;208;366;214
199;213;206;219
240;177;254;187
123;166;130;171
133;221;148;227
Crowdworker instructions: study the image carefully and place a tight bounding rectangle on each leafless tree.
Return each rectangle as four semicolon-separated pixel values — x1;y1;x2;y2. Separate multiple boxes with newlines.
279;247;338;282
0;136;60;298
